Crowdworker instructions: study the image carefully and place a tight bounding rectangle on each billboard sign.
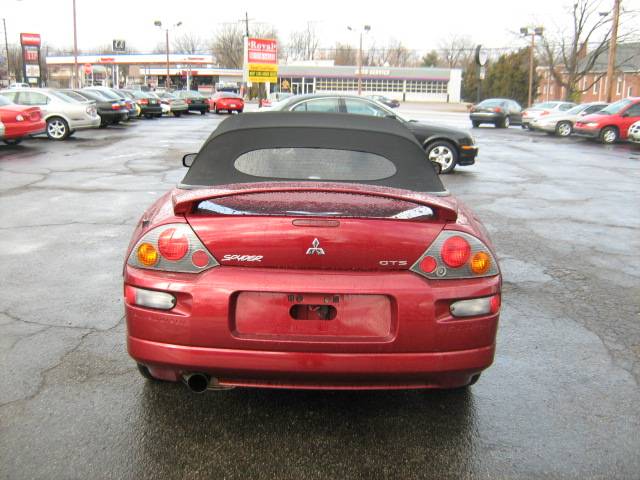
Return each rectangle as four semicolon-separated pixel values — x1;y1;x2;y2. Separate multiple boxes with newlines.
245;38;277;84
20;33;42;85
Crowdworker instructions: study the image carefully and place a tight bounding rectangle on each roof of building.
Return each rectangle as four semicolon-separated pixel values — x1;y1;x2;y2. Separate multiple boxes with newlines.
581;42;640;72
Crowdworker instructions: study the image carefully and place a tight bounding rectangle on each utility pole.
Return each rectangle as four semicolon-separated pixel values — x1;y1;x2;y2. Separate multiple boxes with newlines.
348;25;370;96
606;0;621;102
72;0;79;88
521;26;543;107
3;18;10;83
165;28;170;88
244;12;249;37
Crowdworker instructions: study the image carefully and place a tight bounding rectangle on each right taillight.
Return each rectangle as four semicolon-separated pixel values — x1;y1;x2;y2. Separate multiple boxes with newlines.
127;223;218;273
411;231;499;279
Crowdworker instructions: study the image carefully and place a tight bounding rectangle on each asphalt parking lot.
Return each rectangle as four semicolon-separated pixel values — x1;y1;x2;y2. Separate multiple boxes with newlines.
1;106;639;479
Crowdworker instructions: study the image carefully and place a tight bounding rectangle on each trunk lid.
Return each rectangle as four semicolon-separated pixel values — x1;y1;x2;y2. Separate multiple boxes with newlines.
184;188;448;271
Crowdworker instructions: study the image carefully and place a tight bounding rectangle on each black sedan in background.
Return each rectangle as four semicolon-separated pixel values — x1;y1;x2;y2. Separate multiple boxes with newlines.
172;90;209;114
469;98;523;128
126;90;163;118
367;94;400;108
271;94;477;173
63;89;127;127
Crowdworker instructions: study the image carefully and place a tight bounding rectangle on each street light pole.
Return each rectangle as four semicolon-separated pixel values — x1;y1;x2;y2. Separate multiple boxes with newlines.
3;18;10;83
165;28;170;87
605;0;621;102
521;26;543;107
72;0;78;88
348;25;370;96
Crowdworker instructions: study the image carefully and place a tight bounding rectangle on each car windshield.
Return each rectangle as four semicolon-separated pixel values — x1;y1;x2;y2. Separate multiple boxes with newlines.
48;90;81;103
0;95;12;106
598;99;633;115
532;102;558;109
217;93;239;98
61;91;89;102
478;99;505;107
566;104;588;115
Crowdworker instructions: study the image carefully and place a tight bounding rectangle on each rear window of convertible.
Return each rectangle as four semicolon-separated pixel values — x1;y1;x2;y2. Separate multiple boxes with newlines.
233;148;397;181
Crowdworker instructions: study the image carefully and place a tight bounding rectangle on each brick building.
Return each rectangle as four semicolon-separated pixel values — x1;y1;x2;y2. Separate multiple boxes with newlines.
536;42;640;103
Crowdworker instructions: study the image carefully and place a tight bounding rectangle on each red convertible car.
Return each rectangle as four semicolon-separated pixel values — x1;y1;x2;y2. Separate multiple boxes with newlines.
0;95;45;145
209;92;244;114
124;113;501;393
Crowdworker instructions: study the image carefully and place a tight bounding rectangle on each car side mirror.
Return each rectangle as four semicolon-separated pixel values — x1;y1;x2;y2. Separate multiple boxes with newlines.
431;161;442;175
182;153;197;167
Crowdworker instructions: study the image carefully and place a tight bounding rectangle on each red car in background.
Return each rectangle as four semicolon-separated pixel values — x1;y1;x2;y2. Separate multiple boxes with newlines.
124;113;502;394
209;92;244;114
0;95;46;145
574;97;640;143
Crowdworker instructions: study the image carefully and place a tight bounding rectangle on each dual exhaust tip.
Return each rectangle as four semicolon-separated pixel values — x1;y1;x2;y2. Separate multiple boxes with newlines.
182;372;234;393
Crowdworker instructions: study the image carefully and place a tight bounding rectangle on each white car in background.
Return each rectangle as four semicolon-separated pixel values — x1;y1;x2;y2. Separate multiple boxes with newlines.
0;88;100;140
530;102;608;137
522;101;576;129
628;120;640;144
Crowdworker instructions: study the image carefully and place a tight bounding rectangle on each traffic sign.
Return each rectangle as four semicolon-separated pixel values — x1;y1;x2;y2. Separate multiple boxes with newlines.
112;39;126;52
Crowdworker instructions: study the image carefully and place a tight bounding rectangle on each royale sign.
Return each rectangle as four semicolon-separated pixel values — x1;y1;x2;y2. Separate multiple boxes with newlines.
20;33;42;85
245;38;278;84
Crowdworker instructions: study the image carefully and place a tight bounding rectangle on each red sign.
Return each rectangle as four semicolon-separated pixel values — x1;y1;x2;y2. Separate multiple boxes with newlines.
23;46;39;62
83;63;93;74
20;33;41;47
247;38;277;64
99;57;115;63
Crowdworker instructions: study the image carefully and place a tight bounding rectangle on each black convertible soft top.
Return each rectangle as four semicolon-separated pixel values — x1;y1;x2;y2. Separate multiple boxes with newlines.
180;112;445;193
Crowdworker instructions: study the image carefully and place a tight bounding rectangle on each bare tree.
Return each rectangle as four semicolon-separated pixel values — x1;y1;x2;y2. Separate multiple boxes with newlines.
332;43;357;65
541;0;636;100
211;24;244;68
366;40;416;67
287;23;319;61
438;34;474;68
172;33;206;54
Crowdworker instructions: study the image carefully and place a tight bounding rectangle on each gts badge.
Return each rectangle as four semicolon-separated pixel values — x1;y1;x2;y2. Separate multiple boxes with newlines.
222;254;263;262
379;260;408;266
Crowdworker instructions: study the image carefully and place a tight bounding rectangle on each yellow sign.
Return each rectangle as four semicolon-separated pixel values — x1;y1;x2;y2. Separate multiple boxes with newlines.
248;63;278;84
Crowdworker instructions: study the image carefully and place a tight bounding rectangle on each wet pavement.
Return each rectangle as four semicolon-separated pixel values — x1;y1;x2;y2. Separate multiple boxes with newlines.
1;107;639;479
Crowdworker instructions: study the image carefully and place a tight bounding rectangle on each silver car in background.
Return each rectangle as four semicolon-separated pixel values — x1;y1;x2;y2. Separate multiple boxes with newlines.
521;101;576;129
530;102;609;137
0;88;99;140
155;92;188;117
628;120;640;144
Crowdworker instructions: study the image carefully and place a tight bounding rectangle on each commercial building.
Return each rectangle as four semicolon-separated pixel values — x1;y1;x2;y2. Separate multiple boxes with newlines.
46;54;462;102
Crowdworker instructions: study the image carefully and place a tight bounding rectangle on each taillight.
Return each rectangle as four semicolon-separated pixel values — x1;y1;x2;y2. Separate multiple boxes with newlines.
127;223;218;273
410;231;499;279
470;106;476;112
540;110;550;116
139;98;149;105
450;294;501;317
492;107;502;113
186;99;192;104
112;103;121;110
16;114;25;121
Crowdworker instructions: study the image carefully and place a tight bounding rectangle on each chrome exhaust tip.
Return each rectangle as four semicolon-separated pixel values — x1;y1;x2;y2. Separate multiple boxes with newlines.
182;373;210;394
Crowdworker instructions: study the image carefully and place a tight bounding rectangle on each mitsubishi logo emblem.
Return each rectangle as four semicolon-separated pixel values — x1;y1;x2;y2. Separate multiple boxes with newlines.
306;238;325;255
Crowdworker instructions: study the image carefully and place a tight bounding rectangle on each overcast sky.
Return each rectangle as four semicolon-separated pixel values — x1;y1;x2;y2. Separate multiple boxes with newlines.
2;0;636;54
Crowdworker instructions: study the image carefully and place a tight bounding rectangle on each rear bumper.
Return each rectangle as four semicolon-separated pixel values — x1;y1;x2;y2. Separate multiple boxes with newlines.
3;121;46;139
125;266;500;389
69;117;101;130
459;145;478;166
129;336;495;389
140;105;163;115
218;104;244;111
469;112;502;124
188;104;209;112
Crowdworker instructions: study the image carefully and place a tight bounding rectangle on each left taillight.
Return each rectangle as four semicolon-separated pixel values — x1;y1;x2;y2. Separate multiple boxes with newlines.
127;223;218;273
410;231;499;279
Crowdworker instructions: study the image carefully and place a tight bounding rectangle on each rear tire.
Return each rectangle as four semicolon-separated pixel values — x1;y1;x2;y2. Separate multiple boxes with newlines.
136;363;157;381
426;140;458;174
173;112;181;117
200;110;206;115
502;116;510;128
555;121;572;137
599;126;618;144
471;120;480;128
46;116;70;141
3;138;22;145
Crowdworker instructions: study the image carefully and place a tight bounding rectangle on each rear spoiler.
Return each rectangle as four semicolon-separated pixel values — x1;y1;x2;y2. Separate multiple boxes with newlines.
172;186;458;221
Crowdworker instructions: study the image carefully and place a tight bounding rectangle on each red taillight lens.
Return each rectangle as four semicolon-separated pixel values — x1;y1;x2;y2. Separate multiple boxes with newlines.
540;110;550;116
490;294;501;314
492;107;502;113
112;103;120;110
441;236;471;268
158;228;189;261
419;256;437;273
186;99;192;104
139;98;149;105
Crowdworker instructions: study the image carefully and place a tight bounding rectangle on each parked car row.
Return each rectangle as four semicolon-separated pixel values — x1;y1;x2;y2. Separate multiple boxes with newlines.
470;96;640;144
0;86;234;144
